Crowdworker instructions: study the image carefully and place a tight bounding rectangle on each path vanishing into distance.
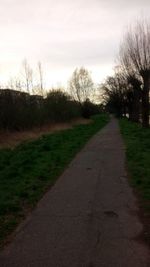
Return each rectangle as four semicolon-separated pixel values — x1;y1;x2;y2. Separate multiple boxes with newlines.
0;118;149;267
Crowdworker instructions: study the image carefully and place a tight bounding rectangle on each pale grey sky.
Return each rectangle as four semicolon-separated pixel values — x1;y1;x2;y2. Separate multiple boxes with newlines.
0;0;150;88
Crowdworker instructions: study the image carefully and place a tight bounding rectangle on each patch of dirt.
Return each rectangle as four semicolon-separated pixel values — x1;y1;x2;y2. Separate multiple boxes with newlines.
0;118;92;149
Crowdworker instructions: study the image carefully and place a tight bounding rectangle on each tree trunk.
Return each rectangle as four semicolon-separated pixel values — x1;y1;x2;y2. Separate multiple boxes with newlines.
128;101;133;121
131;88;141;123
142;76;150;128
126;91;133;121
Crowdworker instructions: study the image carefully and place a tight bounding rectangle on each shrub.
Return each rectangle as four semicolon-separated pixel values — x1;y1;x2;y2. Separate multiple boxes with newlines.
81;99;100;118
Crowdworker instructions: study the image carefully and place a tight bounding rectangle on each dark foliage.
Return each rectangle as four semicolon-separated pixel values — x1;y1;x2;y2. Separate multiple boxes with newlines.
45;90;81;122
0;89;82;131
81;99;100;118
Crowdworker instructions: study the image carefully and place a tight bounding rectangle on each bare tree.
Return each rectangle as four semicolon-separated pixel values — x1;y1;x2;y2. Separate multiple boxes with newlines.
7;77;23;91
116;64;142;122
22;59;33;94
37;61;44;96
69;67;94;103
120;19;150;127
102;72;128;117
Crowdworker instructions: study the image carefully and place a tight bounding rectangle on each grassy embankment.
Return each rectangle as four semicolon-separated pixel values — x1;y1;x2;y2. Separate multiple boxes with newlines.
0;114;109;247
120;119;150;244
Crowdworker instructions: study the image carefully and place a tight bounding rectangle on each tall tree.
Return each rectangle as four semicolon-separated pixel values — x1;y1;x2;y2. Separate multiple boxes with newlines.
69;67;94;103
126;74;142;122
37;61;44;96
22;59;33;94
120;20;150;127
118;65;142;123
102;73;128;117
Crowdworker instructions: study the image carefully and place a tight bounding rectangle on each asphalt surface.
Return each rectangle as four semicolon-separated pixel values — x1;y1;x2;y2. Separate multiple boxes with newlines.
0;118;149;267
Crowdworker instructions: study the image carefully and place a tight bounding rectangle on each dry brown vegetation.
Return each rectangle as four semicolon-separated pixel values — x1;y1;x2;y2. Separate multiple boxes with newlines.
0;118;91;148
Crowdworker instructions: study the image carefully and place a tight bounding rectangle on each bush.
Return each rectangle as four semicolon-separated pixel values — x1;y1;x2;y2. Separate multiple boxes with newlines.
45;90;81;122
0;89;81;131
81;99;100;118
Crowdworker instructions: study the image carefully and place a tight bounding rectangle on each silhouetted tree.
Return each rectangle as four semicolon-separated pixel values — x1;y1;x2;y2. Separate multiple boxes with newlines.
37;62;44;96
22;59;33;94
120;20;150;127
102;73;128;118
126;74;142;122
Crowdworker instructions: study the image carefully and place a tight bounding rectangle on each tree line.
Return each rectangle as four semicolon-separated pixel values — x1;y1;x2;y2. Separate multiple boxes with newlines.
103;19;150;128
0;67;100;131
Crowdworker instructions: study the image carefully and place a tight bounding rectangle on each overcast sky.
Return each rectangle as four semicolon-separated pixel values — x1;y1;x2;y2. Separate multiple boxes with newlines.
0;0;150;88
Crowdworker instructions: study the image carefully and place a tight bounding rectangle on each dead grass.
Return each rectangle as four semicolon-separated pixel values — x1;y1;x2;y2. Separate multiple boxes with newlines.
0;118;92;149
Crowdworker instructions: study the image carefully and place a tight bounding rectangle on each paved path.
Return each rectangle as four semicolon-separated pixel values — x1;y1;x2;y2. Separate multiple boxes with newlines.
0;118;149;267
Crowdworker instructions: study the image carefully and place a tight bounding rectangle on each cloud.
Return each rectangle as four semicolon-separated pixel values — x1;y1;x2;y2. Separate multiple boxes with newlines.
0;0;149;86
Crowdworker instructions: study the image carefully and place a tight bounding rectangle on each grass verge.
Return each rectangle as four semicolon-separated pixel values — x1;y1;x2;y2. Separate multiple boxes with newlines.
0;114;109;247
119;119;150;245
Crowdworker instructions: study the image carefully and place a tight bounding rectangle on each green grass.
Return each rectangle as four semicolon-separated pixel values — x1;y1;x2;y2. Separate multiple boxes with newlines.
119;119;150;242
0;114;109;247
120;119;150;245
119;119;150;199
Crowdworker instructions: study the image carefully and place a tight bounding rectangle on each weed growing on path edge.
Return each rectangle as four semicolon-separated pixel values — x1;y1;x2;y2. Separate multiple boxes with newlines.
119;119;150;245
0;114;109;247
